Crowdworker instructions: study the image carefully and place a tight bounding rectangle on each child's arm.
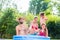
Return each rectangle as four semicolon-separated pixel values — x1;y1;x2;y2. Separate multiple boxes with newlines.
37;29;40;35
45;16;48;20
46;27;48;37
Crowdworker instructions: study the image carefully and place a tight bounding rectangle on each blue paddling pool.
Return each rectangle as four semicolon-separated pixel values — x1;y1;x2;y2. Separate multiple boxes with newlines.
13;35;50;40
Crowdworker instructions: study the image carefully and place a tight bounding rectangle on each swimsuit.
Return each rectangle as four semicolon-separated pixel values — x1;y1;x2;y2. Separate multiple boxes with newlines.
31;25;38;35
39;30;46;36
32;26;38;30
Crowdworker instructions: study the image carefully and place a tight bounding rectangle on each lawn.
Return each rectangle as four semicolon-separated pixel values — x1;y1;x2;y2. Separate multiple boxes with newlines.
51;39;60;40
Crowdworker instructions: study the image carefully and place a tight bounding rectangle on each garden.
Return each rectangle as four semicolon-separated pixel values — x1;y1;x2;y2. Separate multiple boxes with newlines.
0;0;60;40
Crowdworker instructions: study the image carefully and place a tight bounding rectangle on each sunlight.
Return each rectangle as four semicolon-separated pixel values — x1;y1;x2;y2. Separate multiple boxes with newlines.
14;0;30;12
51;0;59;15
52;7;58;15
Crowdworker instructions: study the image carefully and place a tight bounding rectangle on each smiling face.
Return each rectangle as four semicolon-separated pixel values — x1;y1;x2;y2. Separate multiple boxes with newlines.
41;24;46;29
34;17;38;22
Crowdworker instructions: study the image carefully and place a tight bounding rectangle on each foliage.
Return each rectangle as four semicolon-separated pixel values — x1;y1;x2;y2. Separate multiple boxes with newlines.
0;0;60;39
0;9;60;39
29;0;50;14
0;0;17;11
46;15;60;38
0;8;18;38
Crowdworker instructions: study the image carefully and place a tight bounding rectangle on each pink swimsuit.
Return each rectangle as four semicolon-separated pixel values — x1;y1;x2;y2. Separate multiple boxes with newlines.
39;30;46;36
32;25;38;30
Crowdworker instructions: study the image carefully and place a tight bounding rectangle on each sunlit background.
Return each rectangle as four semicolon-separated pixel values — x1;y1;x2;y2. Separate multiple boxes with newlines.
1;0;60;14
14;0;30;12
2;0;30;12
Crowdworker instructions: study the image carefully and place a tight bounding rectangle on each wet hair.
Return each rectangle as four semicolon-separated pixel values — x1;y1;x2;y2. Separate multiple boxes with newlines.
18;17;24;24
40;12;44;16
18;17;22;20
18;17;24;21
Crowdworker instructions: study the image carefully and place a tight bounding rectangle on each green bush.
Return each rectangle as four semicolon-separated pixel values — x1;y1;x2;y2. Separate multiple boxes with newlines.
55;20;60;38
46;15;60;38
0;8;18;38
47;21;56;38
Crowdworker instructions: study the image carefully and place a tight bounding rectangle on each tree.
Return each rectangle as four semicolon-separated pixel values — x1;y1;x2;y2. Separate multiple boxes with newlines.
0;0;17;11
29;0;50;14
0;8;18;38
48;0;60;15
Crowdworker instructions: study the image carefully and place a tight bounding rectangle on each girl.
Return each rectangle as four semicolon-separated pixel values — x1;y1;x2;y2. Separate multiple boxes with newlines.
29;16;39;35
38;24;48;37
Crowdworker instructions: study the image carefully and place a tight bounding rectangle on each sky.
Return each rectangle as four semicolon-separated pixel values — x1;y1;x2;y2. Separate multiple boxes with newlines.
14;0;30;12
2;0;30;13
14;0;59;13
2;0;60;14
51;0;60;14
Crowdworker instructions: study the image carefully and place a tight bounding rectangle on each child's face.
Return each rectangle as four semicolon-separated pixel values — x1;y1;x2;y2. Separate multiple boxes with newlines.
34;18;38;22
41;15;44;18
42;25;46;29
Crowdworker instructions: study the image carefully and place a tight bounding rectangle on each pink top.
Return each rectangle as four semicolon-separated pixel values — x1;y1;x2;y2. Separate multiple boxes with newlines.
30;21;38;31
39;30;46;36
32;25;38;30
30;22;38;30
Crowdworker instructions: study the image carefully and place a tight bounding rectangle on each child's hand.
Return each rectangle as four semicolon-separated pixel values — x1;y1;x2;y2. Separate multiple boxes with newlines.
35;29;40;32
45;16;48;20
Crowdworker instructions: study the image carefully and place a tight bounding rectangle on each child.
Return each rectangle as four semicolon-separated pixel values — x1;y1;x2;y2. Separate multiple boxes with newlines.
29;16;39;35
16;17;28;35
40;12;48;26
38;24;48;37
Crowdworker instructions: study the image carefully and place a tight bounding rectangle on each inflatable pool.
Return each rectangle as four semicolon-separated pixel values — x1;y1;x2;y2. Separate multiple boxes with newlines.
13;35;50;40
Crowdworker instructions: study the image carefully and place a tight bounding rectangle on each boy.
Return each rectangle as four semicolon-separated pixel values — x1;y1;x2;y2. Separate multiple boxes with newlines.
40;12;48;26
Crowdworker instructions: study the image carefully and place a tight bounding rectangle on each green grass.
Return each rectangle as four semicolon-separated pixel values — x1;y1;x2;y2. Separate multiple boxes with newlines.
51;39;60;40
